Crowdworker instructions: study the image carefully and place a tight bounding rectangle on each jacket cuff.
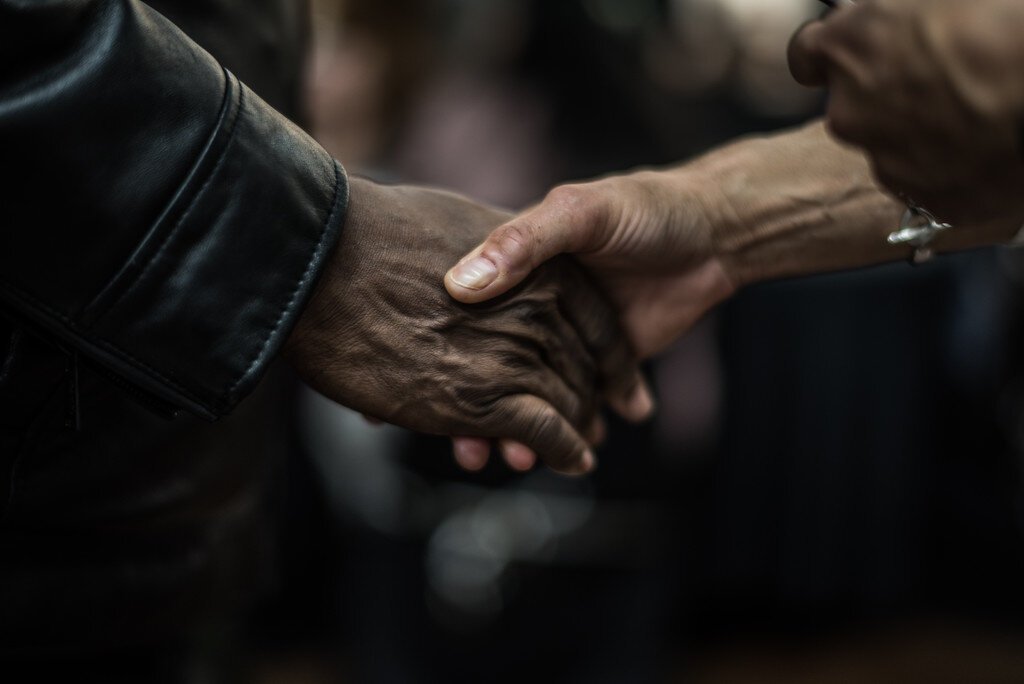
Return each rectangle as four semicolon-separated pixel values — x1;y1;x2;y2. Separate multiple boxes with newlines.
81;73;346;418
92;73;348;417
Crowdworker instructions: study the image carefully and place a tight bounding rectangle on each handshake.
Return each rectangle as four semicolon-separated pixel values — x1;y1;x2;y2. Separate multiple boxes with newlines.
279;124;895;476
285;174;682;476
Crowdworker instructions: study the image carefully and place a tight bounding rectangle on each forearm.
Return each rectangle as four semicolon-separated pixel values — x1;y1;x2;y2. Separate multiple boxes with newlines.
684;121;1020;288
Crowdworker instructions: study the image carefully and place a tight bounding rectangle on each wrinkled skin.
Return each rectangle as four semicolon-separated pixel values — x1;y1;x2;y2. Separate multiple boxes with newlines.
287;178;642;474
788;0;1024;229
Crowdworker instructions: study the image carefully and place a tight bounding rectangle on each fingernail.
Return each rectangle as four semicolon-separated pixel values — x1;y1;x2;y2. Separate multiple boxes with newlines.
449;257;498;290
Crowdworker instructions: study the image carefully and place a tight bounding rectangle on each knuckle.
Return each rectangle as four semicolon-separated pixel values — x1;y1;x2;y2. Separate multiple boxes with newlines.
547;183;599;222
526;405;563;447
489;398;583;469
546;183;589;208
450;381;505;422
483;222;535;270
534;403;562;430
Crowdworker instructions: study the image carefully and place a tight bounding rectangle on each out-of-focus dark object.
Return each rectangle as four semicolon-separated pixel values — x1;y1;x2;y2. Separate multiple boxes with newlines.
0;0;322;677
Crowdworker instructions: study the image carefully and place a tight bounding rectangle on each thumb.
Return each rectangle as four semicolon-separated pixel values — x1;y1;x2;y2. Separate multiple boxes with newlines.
445;186;602;304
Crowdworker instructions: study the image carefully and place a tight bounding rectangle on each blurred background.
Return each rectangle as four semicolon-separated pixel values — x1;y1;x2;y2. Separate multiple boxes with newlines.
241;0;1024;681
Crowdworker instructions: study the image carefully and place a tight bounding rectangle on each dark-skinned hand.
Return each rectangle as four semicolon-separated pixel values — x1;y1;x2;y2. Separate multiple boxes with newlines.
788;0;1024;229
286;178;652;475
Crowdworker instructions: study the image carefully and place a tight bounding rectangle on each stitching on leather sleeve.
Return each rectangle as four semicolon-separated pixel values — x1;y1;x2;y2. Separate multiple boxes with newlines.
225;160;346;400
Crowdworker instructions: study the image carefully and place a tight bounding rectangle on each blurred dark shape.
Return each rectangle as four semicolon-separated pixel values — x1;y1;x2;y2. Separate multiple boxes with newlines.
0;2;311;678
702;254;1024;629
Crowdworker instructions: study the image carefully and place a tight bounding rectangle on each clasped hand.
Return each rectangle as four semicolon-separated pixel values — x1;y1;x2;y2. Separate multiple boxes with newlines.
287;178;654;475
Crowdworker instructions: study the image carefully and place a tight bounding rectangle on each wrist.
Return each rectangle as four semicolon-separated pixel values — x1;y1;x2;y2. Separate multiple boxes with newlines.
686;122;915;285
286;177;378;361
679;134;779;290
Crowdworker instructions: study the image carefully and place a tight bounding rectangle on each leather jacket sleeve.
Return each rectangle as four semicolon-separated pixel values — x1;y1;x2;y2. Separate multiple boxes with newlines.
0;0;348;419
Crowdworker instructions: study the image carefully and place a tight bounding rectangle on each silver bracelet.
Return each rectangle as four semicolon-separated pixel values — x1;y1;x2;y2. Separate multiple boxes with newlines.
887;202;952;265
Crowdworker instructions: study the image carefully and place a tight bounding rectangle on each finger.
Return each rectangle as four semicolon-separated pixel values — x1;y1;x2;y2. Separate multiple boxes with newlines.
605;373;655;425
585;415;607;447
445;185;604;304
499;440;537;472
530;300;599;409
788;20;829;87
453;437;491;472
362;413;383;426
488;394;595;475
557;266;655;423
518;362;601;459
471;335;597;440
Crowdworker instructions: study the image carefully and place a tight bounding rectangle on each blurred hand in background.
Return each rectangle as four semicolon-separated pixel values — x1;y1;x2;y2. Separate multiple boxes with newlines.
788;0;1024;227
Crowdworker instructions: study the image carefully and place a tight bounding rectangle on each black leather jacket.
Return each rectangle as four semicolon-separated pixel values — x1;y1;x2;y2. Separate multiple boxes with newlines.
0;0;347;655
